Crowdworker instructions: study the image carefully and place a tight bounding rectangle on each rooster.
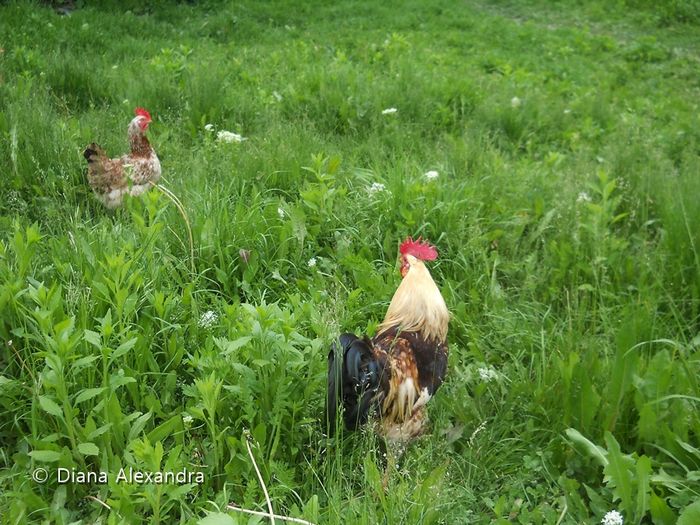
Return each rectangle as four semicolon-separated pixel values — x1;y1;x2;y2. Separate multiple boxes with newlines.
83;107;161;209
327;236;450;443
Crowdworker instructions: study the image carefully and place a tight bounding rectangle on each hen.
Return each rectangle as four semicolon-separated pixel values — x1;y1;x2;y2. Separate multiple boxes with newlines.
327;236;450;443
83;107;161;209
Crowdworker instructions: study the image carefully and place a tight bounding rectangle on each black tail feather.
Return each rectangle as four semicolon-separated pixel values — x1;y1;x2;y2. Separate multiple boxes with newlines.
326;333;383;436
83;142;102;162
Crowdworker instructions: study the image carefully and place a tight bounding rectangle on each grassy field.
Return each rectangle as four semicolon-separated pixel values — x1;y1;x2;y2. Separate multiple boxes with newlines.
1;0;700;523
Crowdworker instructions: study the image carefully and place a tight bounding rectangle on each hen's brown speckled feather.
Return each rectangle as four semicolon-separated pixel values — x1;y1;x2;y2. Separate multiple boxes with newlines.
84;111;161;209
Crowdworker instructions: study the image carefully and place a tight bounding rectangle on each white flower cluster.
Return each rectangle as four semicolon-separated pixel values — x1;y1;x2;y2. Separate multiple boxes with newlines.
424;170;439;181
198;310;218;329
204;124;247;142
308;257;317;268
368;182;386;194
478;367;498;382
216;130;246;143
382;107;398;115
577;191;592;203
601;510;623;525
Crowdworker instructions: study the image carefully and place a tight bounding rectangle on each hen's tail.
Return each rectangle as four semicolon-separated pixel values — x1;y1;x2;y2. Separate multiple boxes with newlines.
326;333;383;436
83;143;107;164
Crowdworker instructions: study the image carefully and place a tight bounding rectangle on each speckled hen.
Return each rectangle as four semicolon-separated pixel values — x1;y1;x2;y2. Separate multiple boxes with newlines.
84;107;161;209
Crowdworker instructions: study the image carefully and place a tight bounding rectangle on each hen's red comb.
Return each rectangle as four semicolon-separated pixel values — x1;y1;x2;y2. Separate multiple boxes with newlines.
134;107;151;121
399;236;438;261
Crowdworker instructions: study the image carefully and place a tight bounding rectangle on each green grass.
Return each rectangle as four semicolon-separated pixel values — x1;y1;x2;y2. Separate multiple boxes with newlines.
1;0;699;523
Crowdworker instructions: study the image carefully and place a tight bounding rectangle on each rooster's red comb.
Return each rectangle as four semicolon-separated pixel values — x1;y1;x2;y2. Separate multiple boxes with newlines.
399;236;438;261
134;107;151;121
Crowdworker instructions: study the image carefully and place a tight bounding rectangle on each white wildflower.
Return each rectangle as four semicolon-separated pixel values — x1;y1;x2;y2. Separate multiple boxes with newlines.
182;414;194;427
204;123;215;132
216;130;246;143
424;170;439;180
478;367;498;382
308;257;317;268
277;207;286;219
511;96;522;108
382;107;398;115
564;108;572;114
198;310;218;329
368;182;386;194
577;191;592;203
601;510;623;525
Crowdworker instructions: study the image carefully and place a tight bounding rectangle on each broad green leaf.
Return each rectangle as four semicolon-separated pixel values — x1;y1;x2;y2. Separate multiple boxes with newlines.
650;491;677;525
197;512;236;525
77;443;99;456
128;412;152;442
99;308;113;337
678;500;700;525
29;450;62;462
53;317;75;340
75;387;106;404
302;494;319;522
109;374;136;389
565;428;608;466
604;313;642;432
148;415;182;444
604;432;634;517
215;336;252;356
88;423;113;440
651;469;685;492
71;354;100;372
166;483;197;501
252;423;267;448
676;438;700;461
635;455;651;522
38;396;63;418
83;329;101;348
109;337;137;363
